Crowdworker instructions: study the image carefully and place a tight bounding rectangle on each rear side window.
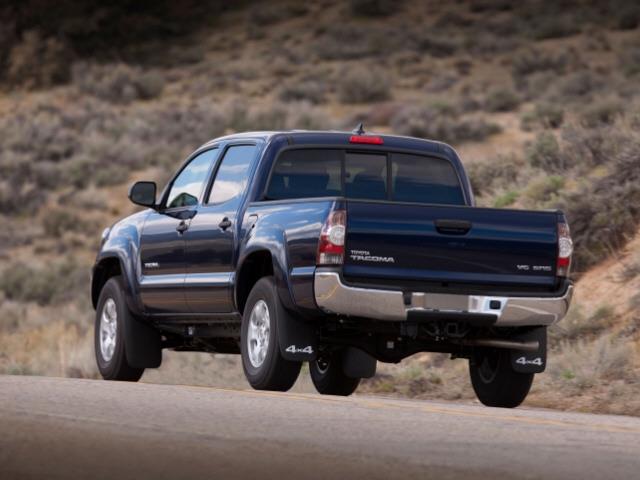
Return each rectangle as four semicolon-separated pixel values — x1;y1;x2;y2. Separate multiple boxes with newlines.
266;149;341;199
391;153;464;205
265;149;464;205
208;145;257;205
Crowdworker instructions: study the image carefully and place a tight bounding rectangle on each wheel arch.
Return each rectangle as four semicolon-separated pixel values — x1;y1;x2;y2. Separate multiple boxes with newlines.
235;249;276;314
92;254;139;314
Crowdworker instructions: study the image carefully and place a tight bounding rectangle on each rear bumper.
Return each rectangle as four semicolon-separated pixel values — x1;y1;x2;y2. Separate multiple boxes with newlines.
313;269;573;327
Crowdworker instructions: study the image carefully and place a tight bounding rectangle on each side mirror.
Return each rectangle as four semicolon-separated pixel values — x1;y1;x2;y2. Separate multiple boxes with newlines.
128;181;157;209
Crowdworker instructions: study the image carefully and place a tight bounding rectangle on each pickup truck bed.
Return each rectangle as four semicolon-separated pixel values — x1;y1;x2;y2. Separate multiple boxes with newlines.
92;129;574;408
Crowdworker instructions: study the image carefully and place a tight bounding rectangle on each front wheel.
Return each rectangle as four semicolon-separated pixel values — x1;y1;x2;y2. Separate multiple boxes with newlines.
241;277;302;391
309;349;360;396
469;348;534;408
95;277;145;382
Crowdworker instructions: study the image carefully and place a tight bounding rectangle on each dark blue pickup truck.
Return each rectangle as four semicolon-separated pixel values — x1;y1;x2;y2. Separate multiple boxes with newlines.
92;128;573;408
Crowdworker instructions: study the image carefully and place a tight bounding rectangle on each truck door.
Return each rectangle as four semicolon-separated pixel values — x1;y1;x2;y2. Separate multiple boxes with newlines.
139;149;219;314
184;144;258;313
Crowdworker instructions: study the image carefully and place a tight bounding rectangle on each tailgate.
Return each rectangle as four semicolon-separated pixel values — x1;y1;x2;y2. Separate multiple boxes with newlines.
343;201;559;292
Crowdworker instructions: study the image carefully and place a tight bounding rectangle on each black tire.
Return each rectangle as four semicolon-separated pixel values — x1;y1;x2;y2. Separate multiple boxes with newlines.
94;277;145;382
241;277;302;391
469;348;534;408
309;349;360;396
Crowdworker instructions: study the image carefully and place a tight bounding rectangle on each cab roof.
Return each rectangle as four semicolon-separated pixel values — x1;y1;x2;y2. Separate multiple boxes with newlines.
200;130;456;159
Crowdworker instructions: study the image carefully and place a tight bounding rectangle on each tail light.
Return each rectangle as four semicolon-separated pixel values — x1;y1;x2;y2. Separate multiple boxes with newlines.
317;209;346;265
557;221;573;277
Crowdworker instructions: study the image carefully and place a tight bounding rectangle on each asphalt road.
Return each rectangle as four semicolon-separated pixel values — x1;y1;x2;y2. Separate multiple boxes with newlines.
1;376;639;480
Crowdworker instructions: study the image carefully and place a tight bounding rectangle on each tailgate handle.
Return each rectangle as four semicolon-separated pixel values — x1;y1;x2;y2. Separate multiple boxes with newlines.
435;219;471;235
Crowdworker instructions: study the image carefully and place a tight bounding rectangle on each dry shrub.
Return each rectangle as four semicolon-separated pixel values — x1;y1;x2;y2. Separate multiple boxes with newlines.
0;257;87;306
521;175;564;208
248;3;309;25
555;70;604;99
524;132;567;172
278;79;327;104
618;42;640;76
557;132;640;272
391;104;501;145
511;48;571;80
314;25;381;60
242;101;331;130
72;62;164;104
469;0;513;13
414;33;460;58
521;103;564;130
5;30;72;88
614;3;640;30
550;304;615;342
337;66;392;103
580;97;625;127
484;87;520;112
42;208;85;238
466;154;523;197
618;255;640;282
528;15;579;40
550;336;636;388
348;0;398;17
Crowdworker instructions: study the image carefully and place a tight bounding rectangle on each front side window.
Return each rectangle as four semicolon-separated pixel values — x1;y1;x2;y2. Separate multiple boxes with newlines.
208;145;257;205
166;149;218;209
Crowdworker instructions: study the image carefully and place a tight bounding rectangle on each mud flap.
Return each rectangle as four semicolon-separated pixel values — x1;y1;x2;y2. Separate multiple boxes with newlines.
124;316;162;369
509;326;547;373
276;303;318;362
342;347;377;379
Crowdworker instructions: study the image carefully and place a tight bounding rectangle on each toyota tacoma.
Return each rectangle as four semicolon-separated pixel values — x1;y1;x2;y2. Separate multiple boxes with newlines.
92;128;573;408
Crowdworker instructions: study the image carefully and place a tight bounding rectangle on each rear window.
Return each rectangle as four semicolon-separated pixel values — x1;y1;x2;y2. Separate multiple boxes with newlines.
391;153;464;205
266;149;341;199
265;149;465;205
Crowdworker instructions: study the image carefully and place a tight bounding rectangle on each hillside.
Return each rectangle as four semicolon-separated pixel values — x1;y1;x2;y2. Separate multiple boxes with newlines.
0;0;639;414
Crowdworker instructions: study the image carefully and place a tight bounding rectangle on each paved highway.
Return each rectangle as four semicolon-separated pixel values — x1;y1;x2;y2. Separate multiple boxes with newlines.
1;375;639;479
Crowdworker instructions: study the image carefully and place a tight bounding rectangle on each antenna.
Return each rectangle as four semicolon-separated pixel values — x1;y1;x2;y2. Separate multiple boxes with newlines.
352;123;365;135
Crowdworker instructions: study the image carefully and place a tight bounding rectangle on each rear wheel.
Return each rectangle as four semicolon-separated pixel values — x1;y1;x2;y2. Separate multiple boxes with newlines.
94;277;145;382
469;348;534;408
309;349;360;396
241;277;302;391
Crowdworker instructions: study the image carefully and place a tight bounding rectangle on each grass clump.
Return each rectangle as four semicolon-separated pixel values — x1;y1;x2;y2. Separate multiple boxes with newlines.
493;190;519;208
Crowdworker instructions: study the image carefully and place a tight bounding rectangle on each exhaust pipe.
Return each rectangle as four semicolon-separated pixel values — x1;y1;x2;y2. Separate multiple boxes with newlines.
458;339;540;352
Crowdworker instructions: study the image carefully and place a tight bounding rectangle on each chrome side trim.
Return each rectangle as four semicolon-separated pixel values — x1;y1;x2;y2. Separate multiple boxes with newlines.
140;272;234;288
140;273;185;287
184;272;235;287
314;270;573;327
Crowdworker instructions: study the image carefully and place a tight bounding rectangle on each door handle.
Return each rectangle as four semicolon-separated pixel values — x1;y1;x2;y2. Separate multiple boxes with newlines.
176;221;189;234
435;219;471;235
218;217;232;230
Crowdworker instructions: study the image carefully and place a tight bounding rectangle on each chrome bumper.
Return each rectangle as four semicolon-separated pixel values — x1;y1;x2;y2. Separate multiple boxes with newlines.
313;270;573;327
